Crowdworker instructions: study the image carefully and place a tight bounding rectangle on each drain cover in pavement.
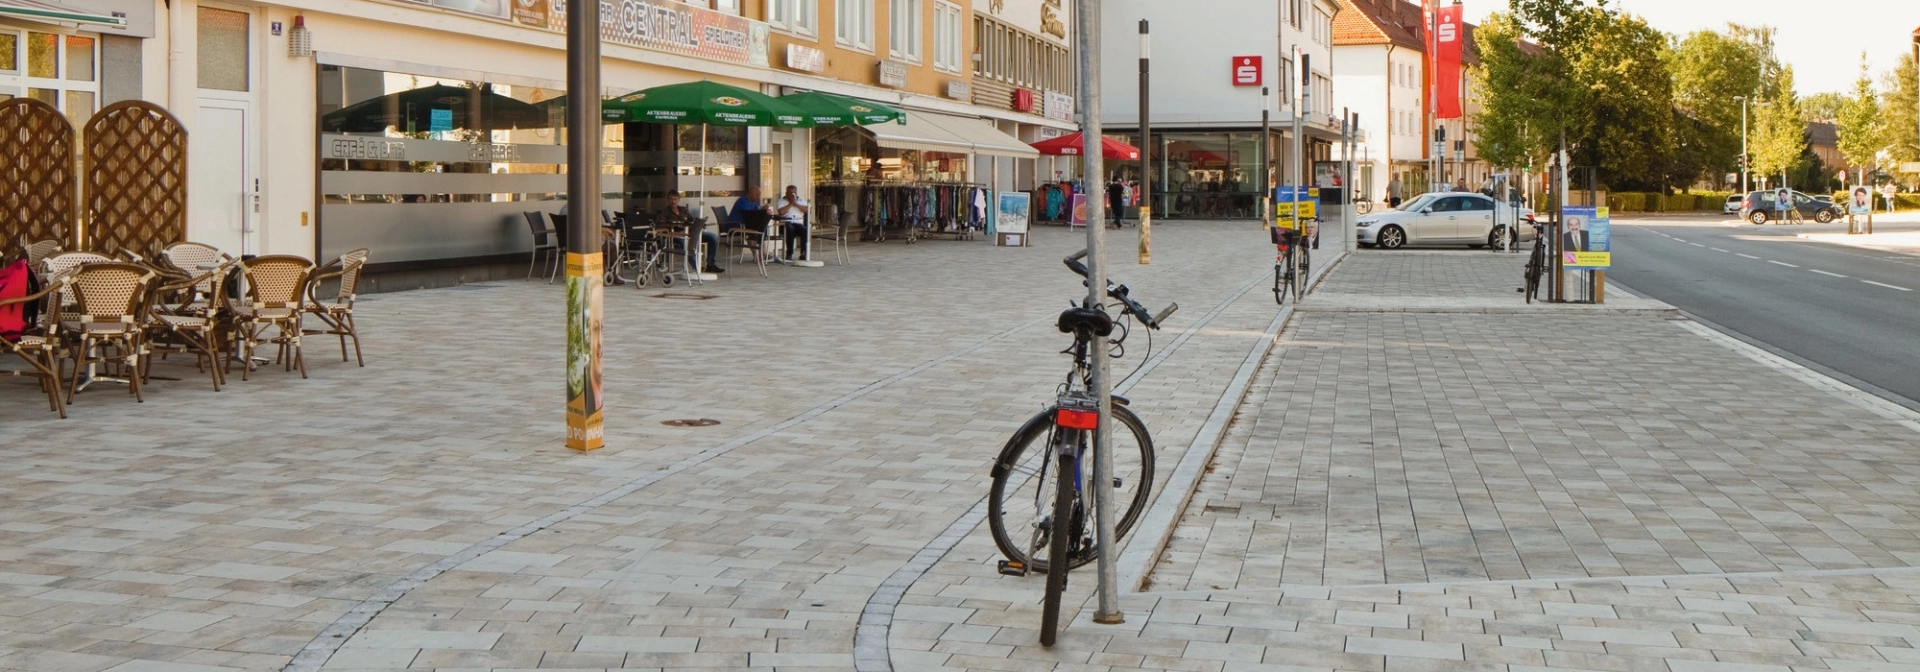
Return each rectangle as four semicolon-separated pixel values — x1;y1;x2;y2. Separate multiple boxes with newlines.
652;293;717;300
662;418;721;427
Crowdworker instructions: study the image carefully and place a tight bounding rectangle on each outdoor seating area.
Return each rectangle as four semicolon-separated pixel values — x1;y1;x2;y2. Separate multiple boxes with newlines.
0;240;369;418
523;202;853;288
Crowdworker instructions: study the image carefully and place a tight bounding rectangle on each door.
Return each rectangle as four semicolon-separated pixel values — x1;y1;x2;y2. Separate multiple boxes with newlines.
1461;196;1494;243
1414;196;1461;243
189;103;253;254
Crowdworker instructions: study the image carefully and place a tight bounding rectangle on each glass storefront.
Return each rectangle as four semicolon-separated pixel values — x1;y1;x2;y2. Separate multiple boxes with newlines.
1107;130;1273;220
811;125;970;184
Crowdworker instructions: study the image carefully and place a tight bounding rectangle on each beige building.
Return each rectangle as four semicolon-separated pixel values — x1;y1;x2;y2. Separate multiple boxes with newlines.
1;0;1069;279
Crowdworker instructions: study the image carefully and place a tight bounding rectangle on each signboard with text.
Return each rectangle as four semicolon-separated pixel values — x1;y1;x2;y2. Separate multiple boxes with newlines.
1273;186;1317;229
1560;206;1611;269
548;0;771;67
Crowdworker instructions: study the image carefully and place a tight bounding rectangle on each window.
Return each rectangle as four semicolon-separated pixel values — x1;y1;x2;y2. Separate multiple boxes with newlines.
769;0;818;36
710;0;739;13
837;0;874;51
0;29;99;127
933;2;962;73
889;0;921;63
198;6;250;92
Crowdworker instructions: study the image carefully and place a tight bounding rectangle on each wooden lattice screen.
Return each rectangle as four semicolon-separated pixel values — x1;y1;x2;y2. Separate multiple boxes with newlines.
83;101;187;259
0;98;77;255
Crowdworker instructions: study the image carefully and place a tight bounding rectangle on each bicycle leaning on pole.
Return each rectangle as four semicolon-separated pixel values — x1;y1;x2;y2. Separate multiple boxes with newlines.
1272;220;1313;305
986;249;1177;646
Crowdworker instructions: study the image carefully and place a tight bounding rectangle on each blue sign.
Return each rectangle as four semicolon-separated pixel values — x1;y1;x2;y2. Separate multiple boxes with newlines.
1560;206;1611;269
429;108;454;132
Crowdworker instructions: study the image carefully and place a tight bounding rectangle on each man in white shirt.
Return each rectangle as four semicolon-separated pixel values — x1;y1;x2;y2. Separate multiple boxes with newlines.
774;185;810;261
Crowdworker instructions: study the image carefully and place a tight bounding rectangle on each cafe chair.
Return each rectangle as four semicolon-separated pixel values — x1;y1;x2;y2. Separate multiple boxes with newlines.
2;270;71;417
60;262;159;404
724;209;773;278
524;211;561;283
26;240;62;269
146;259;234;391
230;255;315;380
304;249;369;367
42;251;114;310
810;205;850;266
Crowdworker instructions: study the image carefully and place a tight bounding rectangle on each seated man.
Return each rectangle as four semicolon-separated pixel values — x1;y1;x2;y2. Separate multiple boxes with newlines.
659;191;723;274
725;185;769;233
774;185;810;260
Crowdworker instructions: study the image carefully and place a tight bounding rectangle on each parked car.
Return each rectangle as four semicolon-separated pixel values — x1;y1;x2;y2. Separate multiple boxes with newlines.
1357;192;1538;249
1723;194;1743;214
1740;189;1841;224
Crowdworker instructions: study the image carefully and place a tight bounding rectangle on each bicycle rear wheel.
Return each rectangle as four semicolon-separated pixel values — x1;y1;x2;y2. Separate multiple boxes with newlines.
1295;244;1311;300
1273;262;1291;305
1039;449;1077;647
1523;246;1543;303
988;404;1156;573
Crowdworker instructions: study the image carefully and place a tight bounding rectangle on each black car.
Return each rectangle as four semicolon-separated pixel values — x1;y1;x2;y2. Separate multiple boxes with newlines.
1740;189;1840;224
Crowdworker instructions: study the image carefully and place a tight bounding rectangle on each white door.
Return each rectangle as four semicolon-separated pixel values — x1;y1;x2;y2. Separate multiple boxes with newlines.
189;103;253;255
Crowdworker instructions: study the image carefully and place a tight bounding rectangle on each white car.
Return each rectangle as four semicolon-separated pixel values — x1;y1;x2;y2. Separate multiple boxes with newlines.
1356;192;1537;249
1722;194;1742;215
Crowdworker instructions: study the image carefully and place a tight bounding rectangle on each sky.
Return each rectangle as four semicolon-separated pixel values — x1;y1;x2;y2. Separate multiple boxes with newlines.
1453;0;1917;96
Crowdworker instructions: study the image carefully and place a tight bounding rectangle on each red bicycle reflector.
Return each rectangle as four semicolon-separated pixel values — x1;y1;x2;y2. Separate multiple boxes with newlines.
1056;407;1100;430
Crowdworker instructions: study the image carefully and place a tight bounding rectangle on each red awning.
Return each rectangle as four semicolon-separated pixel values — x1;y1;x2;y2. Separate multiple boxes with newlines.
1029;132;1142;161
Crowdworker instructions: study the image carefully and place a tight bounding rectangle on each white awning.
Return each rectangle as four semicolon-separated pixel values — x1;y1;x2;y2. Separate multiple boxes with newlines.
0;0;125;26
860;108;1041;158
916;111;1040;158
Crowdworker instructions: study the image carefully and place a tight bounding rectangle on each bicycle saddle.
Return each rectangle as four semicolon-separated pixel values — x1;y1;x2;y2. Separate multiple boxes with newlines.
1057;306;1114;337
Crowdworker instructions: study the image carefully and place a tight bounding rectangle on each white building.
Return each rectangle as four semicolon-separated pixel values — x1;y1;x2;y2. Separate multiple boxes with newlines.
1097;0;1344;220
1332;0;1490;204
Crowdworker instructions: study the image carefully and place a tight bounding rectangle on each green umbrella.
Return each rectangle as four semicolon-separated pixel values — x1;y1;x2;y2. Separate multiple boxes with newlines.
603;80;812;127
778;91;906;126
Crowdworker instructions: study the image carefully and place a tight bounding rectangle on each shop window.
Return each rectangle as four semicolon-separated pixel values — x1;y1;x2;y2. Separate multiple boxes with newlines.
932;2;960;73
26;31;55;78
197;6;251;92
769;0;816;36
888;0;920;63
836;0;873;52
0;29;98;123
0;33;14;72
65;36;93;81
711;0;739;14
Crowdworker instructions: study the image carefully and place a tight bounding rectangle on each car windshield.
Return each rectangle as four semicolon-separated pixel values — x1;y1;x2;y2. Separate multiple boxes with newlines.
1395;194;1439;212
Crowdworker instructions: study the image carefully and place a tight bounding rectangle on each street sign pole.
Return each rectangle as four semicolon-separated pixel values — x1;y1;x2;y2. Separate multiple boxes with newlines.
1077;0;1122;626
562;0;604;451
1138;20;1151;264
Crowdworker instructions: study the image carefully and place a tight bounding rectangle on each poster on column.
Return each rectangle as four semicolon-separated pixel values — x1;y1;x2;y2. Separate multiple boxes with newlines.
1560;206;1610;269
1070;193;1088;227
996;192;1031;246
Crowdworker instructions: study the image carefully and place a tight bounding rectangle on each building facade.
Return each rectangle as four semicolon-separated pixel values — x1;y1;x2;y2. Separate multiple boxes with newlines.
1097;0;1344;220
2;0;1070;278
1332;0;1491;204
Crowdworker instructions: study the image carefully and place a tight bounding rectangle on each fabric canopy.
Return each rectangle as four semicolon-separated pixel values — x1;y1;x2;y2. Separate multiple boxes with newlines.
1029;132;1141;161
0;0;125;26
916;112;1040;158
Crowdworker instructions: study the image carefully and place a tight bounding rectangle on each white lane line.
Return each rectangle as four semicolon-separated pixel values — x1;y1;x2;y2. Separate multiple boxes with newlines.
1737;253;1761;260
1862;280;1913;292
1690;243;1706;248
1767;260;1799;268
1809;269;1846;278
1711;247;1730;253
1674;238;1689;243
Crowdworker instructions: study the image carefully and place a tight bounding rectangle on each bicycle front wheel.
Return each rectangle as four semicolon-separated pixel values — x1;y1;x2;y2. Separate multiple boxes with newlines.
988;403;1156;573
1296;245;1311;299
1274;263;1290;305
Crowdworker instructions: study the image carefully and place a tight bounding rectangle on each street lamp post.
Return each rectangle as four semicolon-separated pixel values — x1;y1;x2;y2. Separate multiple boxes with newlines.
1736;95;1748;195
1261;86;1271;221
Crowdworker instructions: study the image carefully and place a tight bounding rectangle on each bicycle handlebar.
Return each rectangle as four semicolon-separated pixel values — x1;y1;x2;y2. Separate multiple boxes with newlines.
1063;249;1171;330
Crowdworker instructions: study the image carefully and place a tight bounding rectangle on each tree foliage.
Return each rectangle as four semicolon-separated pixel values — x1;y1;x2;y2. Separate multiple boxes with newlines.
1750;66;1803;187
1667;28;1763;189
1835;54;1883;177
1800;92;1846;123
1882;52;1918;182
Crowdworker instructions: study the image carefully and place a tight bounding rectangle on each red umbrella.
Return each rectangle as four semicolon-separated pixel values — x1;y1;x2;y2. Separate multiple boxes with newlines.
1030;132;1142;161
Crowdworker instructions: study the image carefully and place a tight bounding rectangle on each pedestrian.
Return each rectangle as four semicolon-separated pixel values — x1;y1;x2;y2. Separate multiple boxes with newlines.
1386;175;1403;208
773;185;810;261
1107;177;1126;227
1452;178;1469;193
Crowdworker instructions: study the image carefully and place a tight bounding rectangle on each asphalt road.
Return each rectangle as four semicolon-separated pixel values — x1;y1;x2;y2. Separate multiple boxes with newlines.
1606;216;1920;408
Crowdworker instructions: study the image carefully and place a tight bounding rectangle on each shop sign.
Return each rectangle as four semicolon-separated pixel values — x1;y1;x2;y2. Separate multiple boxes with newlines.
1232;56;1262;86
1013;89;1035;113
946;80;970;100
786;44;825;73
548;0;771;67
512;0;547;28
324;136;407;161
1042;90;1072;121
878;61;908;88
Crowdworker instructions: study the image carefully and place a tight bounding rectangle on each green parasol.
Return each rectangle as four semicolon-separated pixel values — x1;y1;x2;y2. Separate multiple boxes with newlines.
603;80;812;127
777;91;906;126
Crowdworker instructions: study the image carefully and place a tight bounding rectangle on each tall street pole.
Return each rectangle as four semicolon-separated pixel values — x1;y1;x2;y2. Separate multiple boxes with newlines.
1298;53;1309;240
1076;0;1122;627
1138;19;1151;265
1261;86;1271;221
563;0;604;451
1739;96;1748;194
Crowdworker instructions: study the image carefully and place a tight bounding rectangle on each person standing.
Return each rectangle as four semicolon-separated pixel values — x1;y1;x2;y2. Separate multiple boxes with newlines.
1386;175;1403;208
1107;177;1126;227
773;185;810;261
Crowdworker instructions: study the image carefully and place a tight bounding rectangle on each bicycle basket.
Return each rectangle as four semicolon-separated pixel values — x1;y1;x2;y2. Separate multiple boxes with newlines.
1269;226;1296;246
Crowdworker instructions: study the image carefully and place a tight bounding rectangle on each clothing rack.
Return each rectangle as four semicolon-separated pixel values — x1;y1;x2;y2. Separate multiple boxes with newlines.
814;181;989;243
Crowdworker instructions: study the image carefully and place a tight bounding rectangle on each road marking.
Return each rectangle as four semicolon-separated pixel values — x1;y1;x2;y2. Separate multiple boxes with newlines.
1674;238;1689;243
1711;248;1730;253
1809;269;1846;278
1767;260;1799;268
1737;253;1761;260
1690;243;1706;248
1862;280;1913;292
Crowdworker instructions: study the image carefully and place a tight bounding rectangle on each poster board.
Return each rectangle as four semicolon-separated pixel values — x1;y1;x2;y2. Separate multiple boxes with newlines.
996;192;1031;247
1272;186;1318;230
1561;206;1611;269
1070;193;1088;227
1849;186;1872;216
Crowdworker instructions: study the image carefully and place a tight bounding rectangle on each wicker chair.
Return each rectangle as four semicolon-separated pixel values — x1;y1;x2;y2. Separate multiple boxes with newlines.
146;259;234;391
41;251;113;312
231;255;314;380
60;262;159;404
2;271;71;417
25;240;62;268
304;249;368;367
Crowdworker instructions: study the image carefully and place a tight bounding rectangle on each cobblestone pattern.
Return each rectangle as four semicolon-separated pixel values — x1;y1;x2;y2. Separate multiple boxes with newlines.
0;222;1279;672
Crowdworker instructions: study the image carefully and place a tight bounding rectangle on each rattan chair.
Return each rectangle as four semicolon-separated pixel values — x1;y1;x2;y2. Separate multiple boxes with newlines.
231;255;314;380
304;249;368;367
146;259;234;391
60;262;158;404
2;271;71;417
25;240;61;268
41;251;113;312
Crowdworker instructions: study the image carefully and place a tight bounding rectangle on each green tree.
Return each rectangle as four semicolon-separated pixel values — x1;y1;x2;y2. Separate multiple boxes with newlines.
1799;92;1846;122
1471;0;1613;175
1750;66;1803;188
1567;10;1673;191
1835;53;1883;181
1881;53;1918;187
1668;28;1763;189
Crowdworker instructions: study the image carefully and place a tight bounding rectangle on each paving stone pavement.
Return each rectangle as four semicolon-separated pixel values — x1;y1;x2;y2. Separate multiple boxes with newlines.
0;222;1294;672
884;250;1920;671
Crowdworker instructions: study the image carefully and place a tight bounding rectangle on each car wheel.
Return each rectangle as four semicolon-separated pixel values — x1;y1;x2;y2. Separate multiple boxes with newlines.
1488;226;1508;249
1377;225;1406;249
1749;210;1768;225
1815;209;1834;224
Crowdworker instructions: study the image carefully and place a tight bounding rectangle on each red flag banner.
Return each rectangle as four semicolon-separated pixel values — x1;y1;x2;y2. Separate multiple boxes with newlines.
1434;4;1464;119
